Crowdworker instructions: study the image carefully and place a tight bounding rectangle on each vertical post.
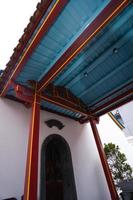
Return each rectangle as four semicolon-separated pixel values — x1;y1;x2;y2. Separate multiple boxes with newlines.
24;91;40;200
90;119;119;200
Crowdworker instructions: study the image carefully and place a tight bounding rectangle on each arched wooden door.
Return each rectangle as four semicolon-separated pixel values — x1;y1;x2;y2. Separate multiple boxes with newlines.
40;134;77;200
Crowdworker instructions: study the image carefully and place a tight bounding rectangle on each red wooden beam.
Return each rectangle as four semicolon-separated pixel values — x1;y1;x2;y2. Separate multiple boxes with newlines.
92;88;133;115
79;90;133;122
96;95;133;117
0;0;68;97
10;81;33;104
89;81;133;109
39;93;92;118
10;82;93;118
37;0;129;92
45;83;88;109
24;92;40;200
5;94;79;121
90;119;119;200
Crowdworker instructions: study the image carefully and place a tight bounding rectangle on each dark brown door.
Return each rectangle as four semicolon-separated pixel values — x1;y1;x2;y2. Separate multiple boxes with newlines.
40;135;77;200
45;145;63;200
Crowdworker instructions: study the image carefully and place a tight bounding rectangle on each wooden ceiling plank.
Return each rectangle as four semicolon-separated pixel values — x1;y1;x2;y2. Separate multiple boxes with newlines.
37;0;129;92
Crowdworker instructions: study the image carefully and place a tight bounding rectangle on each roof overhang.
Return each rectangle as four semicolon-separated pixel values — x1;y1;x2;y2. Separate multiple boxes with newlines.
0;0;132;123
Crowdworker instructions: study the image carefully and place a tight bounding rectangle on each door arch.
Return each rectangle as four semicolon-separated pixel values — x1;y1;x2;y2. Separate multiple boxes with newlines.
40;134;77;200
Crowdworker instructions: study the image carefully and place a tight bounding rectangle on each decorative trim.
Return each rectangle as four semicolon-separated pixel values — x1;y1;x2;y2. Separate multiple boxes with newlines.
108;112;124;130
45;119;65;130
45;83;88;110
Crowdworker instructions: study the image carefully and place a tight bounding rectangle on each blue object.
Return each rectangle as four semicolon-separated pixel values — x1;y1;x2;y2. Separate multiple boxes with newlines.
5;1;133;119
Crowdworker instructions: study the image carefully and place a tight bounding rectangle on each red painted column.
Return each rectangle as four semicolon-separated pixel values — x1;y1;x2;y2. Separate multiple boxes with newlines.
24;91;40;200
90;119;119;200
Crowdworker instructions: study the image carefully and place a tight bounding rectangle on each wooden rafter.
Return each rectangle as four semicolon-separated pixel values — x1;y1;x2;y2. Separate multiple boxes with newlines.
44;83;87;110
89;81;133;109
79;91;133;123
10;82;94;119
5;94;79;121
92;88;133;115
96;94;133;117
40;84;93;118
39;94;90;118
10;80;133;122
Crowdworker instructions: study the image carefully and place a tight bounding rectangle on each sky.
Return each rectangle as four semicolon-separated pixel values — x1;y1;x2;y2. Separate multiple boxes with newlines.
0;0;39;70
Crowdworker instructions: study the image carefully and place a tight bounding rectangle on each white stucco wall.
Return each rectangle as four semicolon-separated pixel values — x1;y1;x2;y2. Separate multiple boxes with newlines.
39;111;110;200
0;98;111;200
0;98;30;200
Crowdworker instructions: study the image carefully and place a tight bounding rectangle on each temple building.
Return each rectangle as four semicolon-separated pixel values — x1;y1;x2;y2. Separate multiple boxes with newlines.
0;0;133;200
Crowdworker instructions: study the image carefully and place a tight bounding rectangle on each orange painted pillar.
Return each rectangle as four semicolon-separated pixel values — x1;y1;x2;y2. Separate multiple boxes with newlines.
90;119;119;200
24;91;40;200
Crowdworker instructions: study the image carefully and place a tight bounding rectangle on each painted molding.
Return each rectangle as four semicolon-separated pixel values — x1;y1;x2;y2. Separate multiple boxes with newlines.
45;119;65;130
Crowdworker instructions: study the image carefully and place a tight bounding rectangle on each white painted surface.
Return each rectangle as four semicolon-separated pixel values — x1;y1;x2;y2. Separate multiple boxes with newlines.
0;98;30;200
39;112;111;200
98;114;133;167
0;98;111;200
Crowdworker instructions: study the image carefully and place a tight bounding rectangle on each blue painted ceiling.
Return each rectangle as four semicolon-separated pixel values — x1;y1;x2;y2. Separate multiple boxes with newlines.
6;0;133;120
